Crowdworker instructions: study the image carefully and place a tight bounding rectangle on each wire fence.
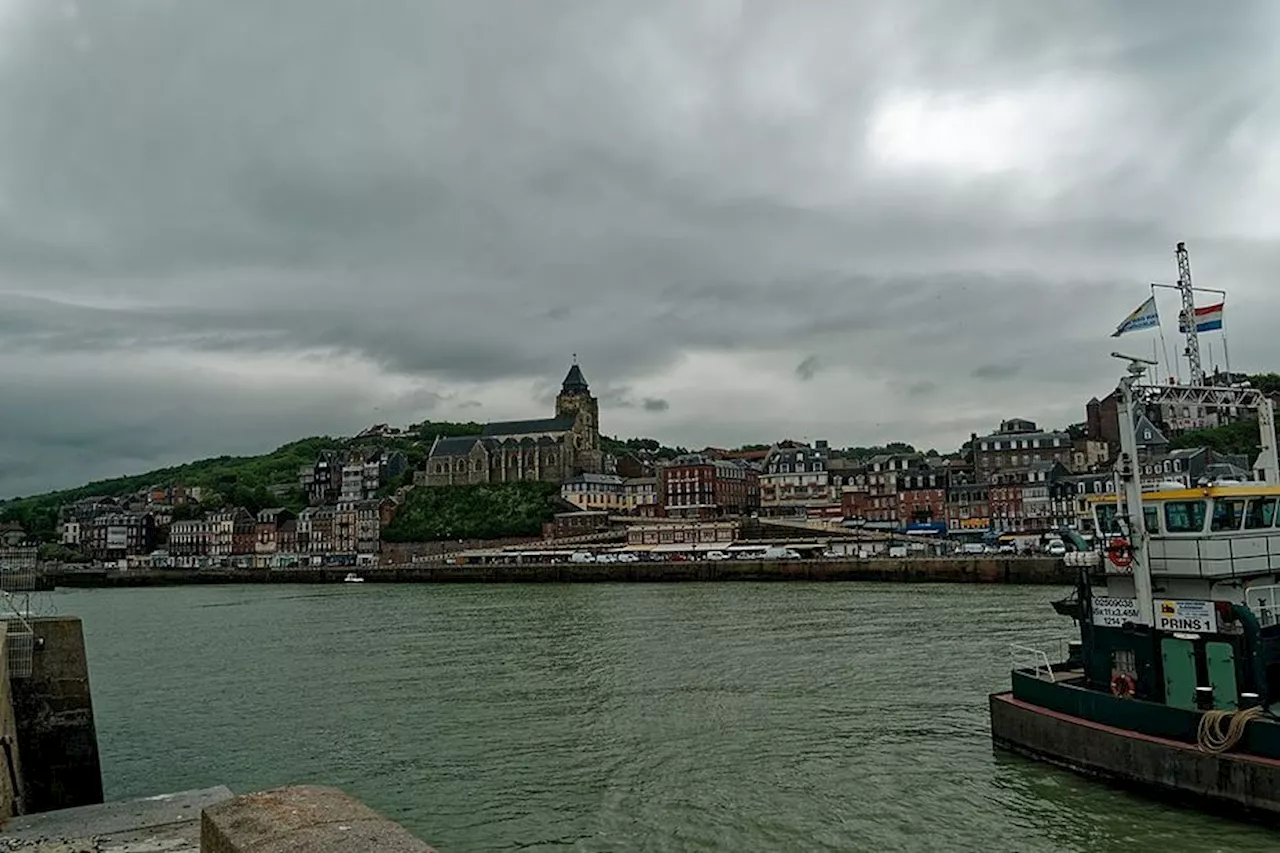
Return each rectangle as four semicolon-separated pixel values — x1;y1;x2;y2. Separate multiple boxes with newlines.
0;547;39;679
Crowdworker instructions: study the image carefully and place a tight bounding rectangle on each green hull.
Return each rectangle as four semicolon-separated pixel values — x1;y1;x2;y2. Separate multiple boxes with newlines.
993;673;1280;819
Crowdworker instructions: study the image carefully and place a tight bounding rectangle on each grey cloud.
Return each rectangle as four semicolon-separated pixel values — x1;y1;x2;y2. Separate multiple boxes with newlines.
972;364;1023;381
642;398;670;412
0;1;1278;494
906;381;937;397
796;356;821;381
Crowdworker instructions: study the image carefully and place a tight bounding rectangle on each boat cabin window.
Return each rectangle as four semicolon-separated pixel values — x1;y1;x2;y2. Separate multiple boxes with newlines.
1094;503;1160;534
1164;500;1207;533
1245;497;1278;530
1211;499;1246;532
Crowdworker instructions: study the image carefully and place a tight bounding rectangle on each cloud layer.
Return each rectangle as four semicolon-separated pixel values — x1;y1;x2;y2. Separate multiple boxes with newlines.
2;1;1279;495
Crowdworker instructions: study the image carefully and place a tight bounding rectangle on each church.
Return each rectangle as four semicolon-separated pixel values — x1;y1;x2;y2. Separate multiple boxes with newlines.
422;362;603;486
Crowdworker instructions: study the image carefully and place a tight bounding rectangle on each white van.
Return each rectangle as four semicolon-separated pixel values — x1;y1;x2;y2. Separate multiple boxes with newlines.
760;546;801;560
569;552;596;563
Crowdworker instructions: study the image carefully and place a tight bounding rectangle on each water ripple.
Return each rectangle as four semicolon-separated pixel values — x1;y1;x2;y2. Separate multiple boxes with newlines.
60;582;1280;853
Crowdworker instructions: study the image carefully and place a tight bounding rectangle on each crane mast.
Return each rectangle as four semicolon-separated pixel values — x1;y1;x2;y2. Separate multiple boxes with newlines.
1176;241;1204;386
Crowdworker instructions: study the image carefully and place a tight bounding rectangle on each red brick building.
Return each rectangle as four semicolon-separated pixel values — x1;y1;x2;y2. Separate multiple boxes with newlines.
661;455;759;518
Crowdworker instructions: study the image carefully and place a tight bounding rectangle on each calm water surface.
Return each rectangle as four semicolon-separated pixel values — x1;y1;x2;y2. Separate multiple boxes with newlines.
49;583;1280;852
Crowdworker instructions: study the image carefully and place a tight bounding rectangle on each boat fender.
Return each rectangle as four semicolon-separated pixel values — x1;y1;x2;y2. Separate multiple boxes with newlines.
1111;673;1136;699
1105;537;1134;569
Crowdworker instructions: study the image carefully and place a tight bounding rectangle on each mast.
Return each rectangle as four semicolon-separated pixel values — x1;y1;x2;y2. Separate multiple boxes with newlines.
1260;396;1280;485
1176;242;1204;386
1113;353;1156;626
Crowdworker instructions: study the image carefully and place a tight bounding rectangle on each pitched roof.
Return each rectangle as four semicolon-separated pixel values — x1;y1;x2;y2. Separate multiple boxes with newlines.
428;436;483;458
562;363;589;393
1133;414;1168;447
481;416;576;437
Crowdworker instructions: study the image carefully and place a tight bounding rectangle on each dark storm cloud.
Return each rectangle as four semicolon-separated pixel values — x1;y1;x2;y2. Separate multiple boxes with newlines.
1;0;1279;493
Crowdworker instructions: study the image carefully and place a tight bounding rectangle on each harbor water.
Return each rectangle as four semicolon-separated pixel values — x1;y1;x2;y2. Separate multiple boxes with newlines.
50;583;1280;852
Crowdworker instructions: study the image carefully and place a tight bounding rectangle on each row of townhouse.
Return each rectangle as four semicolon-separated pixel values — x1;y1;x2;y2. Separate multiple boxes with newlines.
560;440;843;522
59;497;398;567
166;499;397;568
60;510;158;561
299;448;408;506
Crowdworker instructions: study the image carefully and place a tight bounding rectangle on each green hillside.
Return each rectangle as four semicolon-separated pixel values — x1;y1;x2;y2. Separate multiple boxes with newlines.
0;436;350;541
382;481;562;541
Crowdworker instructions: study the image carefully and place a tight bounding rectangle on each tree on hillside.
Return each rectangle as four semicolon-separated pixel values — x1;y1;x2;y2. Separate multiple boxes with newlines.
1248;373;1280;395
416;420;485;441
1170;418;1268;459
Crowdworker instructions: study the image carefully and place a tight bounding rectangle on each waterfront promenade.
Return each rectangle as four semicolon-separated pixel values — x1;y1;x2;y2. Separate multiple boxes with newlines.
47;556;1073;587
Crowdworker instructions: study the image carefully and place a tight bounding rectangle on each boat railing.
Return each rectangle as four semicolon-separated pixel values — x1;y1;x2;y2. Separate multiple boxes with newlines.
1248;585;1280;628
1009;642;1059;682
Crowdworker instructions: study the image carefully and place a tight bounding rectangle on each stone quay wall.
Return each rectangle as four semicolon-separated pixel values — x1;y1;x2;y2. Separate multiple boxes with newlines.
50;557;1074;587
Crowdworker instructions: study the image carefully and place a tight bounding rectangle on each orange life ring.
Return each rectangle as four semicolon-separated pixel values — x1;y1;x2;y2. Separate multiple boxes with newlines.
1111;673;1136;698
1106;537;1134;569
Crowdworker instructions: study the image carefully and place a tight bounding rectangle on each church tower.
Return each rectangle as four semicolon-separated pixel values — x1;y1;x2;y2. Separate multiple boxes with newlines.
556;357;602;473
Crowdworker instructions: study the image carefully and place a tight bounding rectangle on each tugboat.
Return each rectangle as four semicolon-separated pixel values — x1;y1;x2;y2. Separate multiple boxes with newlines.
990;246;1280;818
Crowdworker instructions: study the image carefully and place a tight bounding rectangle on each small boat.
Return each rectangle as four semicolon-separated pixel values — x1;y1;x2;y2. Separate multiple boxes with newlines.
343;572;364;583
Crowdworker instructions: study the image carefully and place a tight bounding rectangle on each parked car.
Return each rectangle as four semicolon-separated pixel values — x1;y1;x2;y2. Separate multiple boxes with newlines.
704;550;732;561
760;546;802;560
1044;540;1068;557
569;552;596;563
616;552;640;563
595;553;618;564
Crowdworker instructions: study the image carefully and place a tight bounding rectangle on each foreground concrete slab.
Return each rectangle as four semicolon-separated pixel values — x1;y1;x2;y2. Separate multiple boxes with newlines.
201;786;436;853
0;786;233;853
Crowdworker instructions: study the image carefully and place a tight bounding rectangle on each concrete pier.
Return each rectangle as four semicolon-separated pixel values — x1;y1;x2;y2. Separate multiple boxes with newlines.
10;616;103;814
1;786;437;853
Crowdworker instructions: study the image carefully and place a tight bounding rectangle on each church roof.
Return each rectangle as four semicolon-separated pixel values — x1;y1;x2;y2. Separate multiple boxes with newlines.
561;363;589;394
428;436;482;458
481;416;577;437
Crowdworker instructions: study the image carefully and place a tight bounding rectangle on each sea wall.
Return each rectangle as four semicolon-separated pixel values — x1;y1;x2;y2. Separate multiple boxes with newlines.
10;616;103;813
50;558;1074;587
0;628;22;818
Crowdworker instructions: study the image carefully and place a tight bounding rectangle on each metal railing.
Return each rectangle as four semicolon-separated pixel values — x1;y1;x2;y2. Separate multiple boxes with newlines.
1009;642;1060;682
1248;585;1280;628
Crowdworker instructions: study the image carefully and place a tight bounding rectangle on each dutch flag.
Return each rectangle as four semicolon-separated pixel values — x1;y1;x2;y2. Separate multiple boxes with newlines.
1182;302;1224;333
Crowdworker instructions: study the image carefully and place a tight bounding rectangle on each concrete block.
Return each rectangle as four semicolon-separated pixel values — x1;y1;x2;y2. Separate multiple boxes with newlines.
201;786;436;853
11;617;102;814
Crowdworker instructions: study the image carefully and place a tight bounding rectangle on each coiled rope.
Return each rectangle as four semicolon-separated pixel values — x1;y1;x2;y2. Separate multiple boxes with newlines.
1197;706;1265;753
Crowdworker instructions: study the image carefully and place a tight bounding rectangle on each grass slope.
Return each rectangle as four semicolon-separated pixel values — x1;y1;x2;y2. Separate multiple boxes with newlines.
383;481;561;541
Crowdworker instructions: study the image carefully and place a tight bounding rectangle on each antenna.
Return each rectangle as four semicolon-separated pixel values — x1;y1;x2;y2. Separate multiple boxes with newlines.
1176;242;1204;385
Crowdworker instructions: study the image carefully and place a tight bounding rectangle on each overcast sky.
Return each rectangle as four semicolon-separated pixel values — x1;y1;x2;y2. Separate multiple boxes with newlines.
2;1;1280;497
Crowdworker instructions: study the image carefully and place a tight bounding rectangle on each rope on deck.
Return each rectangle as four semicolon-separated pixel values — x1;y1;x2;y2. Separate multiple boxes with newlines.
1196;706;1265;753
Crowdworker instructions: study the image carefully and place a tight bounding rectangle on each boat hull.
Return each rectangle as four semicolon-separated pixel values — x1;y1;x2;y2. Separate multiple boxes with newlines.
991;691;1280;819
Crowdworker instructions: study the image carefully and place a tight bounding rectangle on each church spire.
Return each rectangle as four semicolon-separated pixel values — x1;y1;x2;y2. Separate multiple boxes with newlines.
562;359;589;394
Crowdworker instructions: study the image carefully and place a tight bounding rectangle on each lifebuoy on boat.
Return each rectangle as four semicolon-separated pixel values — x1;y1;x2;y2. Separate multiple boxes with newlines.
1111;673;1136;698
1106;537;1134;569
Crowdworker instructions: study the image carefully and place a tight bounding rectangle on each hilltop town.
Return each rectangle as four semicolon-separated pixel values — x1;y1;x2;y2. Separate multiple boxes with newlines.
1;361;1277;570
